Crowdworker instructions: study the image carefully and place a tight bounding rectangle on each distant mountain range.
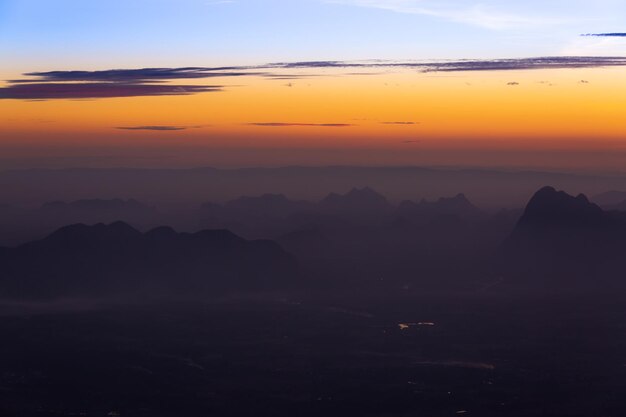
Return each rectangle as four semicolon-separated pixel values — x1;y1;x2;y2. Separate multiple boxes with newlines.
5;166;626;207
592;190;626;211
0;222;298;300
3;186;626;300
225;194;314;217
398;193;481;218
0;198;164;247
320;187;392;213
201;187;393;218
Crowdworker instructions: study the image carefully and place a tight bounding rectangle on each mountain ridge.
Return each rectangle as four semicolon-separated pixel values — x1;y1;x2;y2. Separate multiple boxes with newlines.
0;222;298;300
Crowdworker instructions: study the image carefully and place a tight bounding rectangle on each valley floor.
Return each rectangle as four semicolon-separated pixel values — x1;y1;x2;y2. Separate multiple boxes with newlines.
0;290;625;417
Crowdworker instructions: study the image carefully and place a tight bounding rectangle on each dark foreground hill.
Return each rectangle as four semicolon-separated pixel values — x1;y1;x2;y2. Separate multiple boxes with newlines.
497;186;626;291
0;222;298;300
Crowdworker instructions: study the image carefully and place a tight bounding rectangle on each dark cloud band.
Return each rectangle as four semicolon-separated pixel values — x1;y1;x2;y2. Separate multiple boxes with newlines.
5;56;626;100
19;68;260;83
582;33;626;37
0;83;220;100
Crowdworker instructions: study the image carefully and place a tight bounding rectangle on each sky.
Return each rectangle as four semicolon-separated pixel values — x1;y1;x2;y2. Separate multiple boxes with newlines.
2;0;626;171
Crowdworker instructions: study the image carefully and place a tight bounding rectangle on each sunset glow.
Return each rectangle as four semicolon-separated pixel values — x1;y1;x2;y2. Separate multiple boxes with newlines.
2;1;626;170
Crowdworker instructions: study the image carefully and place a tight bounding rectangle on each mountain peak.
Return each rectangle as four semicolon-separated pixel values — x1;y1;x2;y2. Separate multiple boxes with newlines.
347;186;377;195
108;220;140;233
3;223;298;299
324;187;386;202
518;186;604;228
438;193;474;207
399;193;479;217
321;187;390;212
145;226;178;239
45;221;141;244
498;186;626;290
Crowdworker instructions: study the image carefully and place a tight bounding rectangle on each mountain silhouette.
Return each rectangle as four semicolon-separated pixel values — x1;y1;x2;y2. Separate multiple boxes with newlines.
517;186;605;228
592;190;626;209
37;198;160;232
276;228;334;259
41;198;151;212
497;186;626;291
398;193;481;218
591;190;626;212
606;200;626;212
320;187;391;213
224;194;314;217
0;222;298;300
0;199;163;247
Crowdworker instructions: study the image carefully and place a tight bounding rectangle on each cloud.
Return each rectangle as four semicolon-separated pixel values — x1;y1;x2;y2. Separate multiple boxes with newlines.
18;68;260;83
0;66;263;100
582;33;626;37
0;66;275;100
6;56;626;100
326;0;567;30
248;123;354;127
381;121;419;125
0;83;220;100
272;61;350;69
115;125;202;131
271;57;626;72
417;57;626;72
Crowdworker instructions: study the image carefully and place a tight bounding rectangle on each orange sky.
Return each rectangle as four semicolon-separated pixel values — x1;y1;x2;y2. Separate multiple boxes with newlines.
2;66;626;171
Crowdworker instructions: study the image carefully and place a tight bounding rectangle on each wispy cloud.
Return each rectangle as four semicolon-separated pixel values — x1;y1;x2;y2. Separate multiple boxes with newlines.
582;33;626;37
271;57;626;72
381;121;419;125
248;123;354;127
116;125;204;131
326;0;567;30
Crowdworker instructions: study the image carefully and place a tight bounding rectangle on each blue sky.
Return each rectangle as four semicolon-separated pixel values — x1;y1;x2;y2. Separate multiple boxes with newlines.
1;0;626;71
